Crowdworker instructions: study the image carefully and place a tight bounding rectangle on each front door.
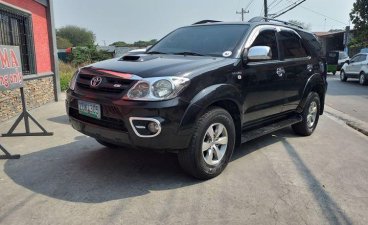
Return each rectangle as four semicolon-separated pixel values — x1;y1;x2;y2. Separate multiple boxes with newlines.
241;28;285;124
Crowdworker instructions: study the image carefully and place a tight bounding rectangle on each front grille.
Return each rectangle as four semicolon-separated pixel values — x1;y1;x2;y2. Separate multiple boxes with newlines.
69;108;128;132
76;73;134;94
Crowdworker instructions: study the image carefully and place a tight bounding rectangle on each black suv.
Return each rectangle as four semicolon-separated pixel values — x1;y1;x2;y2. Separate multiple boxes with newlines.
66;17;327;179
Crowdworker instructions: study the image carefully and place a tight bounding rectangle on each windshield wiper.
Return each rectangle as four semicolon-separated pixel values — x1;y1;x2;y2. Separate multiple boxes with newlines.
147;51;167;54
173;51;204;56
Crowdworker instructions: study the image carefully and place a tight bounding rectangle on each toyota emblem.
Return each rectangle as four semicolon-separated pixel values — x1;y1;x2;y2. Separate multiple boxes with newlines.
90;76;103;87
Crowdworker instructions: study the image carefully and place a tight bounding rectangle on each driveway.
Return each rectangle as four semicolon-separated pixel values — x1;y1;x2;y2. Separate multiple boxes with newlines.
0;94;368;225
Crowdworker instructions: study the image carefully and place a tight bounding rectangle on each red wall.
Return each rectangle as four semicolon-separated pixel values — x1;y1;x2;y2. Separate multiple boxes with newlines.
2;0;52;73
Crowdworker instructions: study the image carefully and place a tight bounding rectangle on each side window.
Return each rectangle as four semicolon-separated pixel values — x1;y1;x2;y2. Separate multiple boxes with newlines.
350;55;359;63
278;30;308;59
358;55;367;62
251;30;279;60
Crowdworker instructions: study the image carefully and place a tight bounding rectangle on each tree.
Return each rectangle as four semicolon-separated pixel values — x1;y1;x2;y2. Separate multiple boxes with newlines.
110;41;129;47
288;20;311;31
110;39;158;48
349;0;368;48
57;25;95;47
68;45;112;66
56;36;73;49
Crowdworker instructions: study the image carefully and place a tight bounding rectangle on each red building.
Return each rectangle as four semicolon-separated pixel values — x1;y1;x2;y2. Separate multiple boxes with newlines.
0;0;59;121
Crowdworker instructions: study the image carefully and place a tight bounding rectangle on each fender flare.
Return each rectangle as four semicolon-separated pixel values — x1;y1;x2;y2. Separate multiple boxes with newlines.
179;84;243;130
298;73;326;114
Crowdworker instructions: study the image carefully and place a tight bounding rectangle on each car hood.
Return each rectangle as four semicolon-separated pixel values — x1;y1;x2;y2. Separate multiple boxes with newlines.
85;54;236;78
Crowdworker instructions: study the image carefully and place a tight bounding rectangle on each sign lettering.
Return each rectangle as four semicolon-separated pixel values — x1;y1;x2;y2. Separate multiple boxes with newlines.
0;45;23;91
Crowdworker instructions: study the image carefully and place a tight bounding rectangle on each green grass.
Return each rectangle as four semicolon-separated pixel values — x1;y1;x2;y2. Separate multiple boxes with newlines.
59;61;77;91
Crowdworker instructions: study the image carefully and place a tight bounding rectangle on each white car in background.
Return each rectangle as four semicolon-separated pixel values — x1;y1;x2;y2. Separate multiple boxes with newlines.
337;51;350;71
341;53;368;85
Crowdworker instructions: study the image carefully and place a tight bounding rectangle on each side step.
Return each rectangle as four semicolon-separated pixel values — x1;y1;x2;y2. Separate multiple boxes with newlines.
241;115;302;143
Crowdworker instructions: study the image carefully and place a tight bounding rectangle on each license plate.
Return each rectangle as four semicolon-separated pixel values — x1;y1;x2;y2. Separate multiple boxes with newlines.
78;100;101;119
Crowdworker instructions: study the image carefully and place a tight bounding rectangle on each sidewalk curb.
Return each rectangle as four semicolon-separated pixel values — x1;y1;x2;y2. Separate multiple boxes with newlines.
325;105;368;136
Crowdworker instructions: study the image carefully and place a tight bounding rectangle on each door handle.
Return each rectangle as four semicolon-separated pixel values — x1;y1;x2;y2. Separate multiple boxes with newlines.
276;67;285;77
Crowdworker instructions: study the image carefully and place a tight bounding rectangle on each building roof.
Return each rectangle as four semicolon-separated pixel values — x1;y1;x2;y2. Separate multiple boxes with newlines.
313;31;345;38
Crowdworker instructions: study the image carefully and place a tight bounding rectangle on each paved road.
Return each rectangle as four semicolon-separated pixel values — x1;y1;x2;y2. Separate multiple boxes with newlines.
326;73;368;122
1;94;368;225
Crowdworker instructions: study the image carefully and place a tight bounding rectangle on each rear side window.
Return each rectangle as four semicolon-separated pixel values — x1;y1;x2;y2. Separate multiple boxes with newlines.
278;30;308;59
359;55;367;62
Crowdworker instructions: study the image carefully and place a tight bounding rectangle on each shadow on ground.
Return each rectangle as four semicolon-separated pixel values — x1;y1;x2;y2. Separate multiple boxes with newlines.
2;127;353;224
47;115;69;125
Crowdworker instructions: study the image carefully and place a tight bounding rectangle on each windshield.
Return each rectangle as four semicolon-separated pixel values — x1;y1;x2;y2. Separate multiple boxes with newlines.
148;24;250;57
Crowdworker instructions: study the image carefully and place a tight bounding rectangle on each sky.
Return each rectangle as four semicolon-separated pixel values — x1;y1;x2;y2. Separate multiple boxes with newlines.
53;0;355;46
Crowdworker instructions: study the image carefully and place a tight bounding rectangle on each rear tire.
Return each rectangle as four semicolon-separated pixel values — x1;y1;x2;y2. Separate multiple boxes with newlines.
292;92;320;136
95;139;120;149
359;72;367;85
178;107;235;180
340;70;347;82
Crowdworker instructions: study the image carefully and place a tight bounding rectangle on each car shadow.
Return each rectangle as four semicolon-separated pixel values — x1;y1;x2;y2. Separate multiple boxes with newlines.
4;137;200;203
3;126;354;225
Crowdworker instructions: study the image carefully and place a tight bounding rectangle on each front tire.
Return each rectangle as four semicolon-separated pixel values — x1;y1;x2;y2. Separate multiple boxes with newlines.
178;107;235;180
340;70;347;82
359;72;367;85
292;92;320;136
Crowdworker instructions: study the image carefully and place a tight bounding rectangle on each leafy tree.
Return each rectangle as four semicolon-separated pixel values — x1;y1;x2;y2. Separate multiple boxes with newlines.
288;20;311;31
57;25;95;47
56;36;73;49
68;45;111;66
110;39;158;48
349;0;368;48
110;41;129;47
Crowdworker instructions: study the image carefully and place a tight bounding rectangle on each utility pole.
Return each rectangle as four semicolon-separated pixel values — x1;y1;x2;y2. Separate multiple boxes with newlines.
264;0;268;18
236;8;249;21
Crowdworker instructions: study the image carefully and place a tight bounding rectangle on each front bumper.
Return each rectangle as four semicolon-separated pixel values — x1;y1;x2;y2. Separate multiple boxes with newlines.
66;90;193;150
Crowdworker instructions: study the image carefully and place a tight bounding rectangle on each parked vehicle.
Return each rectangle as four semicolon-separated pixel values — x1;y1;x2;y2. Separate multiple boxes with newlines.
327;51;349;75
66;17;327;179
340;53;368;85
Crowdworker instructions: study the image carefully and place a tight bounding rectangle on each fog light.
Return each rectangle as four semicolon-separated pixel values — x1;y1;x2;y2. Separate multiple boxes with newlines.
147;121;160;133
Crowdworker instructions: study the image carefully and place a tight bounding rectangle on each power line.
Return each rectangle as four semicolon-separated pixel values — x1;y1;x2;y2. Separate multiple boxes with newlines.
284;0;348;25
269;0;285;10
245;0;256;10
272;0;306;18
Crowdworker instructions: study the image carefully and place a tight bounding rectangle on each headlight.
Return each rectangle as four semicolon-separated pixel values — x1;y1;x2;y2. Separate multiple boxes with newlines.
125;76;190;101
69;70;79;90
152;79;173;98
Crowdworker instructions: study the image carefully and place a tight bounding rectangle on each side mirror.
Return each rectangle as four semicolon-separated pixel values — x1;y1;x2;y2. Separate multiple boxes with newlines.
246;46;272;61
345;60;350;64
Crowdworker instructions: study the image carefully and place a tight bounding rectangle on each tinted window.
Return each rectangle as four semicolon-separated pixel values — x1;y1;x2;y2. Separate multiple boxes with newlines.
279;31;308;59
251;30;278;60
148;25;250;57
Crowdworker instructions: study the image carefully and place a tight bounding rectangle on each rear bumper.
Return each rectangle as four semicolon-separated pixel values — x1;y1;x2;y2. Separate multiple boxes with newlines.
66;90;193;150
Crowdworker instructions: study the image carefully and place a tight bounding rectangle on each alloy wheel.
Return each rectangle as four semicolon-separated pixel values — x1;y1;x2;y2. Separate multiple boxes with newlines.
307;101;318;128
202;123;228;166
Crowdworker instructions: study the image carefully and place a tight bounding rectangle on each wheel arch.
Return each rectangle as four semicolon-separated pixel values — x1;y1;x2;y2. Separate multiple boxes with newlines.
298;73;326;115
179;84;243;146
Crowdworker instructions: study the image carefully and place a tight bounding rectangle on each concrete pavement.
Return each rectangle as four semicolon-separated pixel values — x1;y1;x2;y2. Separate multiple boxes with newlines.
0;94;368;225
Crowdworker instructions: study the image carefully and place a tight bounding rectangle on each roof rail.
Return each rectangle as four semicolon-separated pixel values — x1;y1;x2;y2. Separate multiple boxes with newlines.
248;17;304;29
192;20;222;25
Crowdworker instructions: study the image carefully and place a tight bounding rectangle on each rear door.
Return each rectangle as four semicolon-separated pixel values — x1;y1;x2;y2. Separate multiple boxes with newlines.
277;28;312;112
